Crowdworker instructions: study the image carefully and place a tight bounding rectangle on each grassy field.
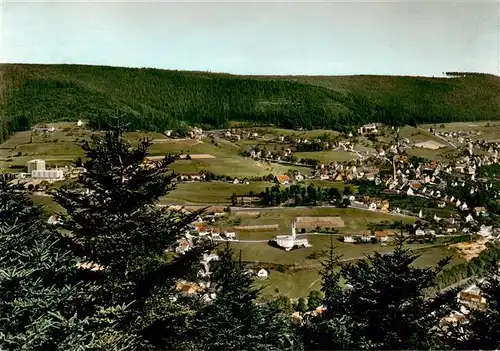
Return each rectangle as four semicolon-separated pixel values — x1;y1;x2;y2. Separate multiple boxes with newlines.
224;207;414;234
254;269;321;300
161;182;273;205
30;194;65;214
406;146;454;161
294;150;358;163
0;124;312;178
248;243;465;300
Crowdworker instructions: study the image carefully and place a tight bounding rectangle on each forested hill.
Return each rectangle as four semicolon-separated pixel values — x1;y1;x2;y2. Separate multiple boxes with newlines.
1;63;499;141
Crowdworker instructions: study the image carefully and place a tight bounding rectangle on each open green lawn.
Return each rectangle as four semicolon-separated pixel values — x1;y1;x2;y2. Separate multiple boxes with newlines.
254;270;321;300
294;150;358;163
247;243;465;300
223;207;414;234
160;181;273;205
406;146;454;161
0;125;312;177
30;194;65;214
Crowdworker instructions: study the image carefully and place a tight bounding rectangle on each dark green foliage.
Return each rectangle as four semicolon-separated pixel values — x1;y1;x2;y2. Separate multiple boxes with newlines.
307;290;324;311
0;178;99;349
300;239;353;350
271;295;294;314
193;245;299;350
295;297;308;313
1;64;500;142
340;235;458;349
52;127;209;348
261;183;346;207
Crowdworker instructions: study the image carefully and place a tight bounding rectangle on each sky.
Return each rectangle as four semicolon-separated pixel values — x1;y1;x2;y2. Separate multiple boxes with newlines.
1;0;499;76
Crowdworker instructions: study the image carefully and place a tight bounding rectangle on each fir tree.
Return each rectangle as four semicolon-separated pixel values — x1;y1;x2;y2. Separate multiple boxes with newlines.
299;238;353;350
0;177;99;349
53;126;209;348
193;244;299;350
340;231;458;349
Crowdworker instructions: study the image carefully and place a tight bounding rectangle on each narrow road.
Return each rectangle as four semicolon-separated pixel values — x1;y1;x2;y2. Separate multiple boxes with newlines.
418;127;457;149
439;276;477;293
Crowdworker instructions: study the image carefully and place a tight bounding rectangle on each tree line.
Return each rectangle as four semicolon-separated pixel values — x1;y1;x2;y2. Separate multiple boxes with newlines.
2;64;500;143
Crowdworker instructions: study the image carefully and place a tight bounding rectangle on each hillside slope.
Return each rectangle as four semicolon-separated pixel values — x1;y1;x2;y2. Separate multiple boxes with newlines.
1;64;499;141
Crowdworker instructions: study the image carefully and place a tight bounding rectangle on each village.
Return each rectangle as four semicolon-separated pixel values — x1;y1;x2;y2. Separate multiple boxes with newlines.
2;120;500;314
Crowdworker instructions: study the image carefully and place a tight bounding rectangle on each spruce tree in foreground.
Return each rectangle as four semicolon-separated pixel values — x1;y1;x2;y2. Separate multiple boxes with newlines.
300;239;353;350
340;233;458;350
53;127;210;348
193;244;300;350
0;177;96;349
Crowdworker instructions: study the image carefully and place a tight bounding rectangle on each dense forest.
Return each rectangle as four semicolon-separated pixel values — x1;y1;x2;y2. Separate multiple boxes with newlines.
1;64;499;142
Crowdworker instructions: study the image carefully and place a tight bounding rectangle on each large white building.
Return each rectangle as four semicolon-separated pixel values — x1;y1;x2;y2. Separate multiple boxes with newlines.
27;159;46;173
31;169;65;180
27;159;64;180
274;222;310;251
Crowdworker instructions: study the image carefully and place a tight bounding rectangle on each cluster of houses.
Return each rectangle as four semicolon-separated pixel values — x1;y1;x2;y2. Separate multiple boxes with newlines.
313;162;380;182
343;229;395;245
188;127;204;140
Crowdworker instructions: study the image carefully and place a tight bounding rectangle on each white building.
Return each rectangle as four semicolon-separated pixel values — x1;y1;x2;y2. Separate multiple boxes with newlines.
31;169;64;180
76;120;85;127
27;159;46;173
257;269;268;279
274;222;311;251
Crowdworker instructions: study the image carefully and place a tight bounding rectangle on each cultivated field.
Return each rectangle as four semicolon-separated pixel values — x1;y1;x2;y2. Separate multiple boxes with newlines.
223;207;414;234
0;123;313;178
296;216;345;228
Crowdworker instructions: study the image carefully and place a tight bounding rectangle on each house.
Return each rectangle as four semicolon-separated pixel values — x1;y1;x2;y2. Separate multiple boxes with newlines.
233;178;240;184
455;164;466;173
380;200;390;212
180;173;205;181
164;130;173;137
374;230;391;243
176;239;191;254
406;188;414;196
415;228;426;236
360;232;372;243
465;214;474;223
343;235;356;243
474;207;487;216
357;124;379;135
275;174;290;185
257;268;268;279
368;203;377;211
438;201;446;208
374;230;394;241
224;231;236;240
47;215;62;225
76;120;84;127
459;283;486;309
175;281;204;295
